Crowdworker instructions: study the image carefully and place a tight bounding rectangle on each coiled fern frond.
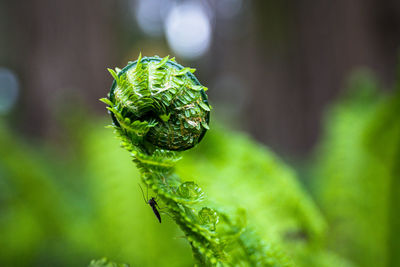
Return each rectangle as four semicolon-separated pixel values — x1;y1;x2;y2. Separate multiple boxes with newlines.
100;54;290;266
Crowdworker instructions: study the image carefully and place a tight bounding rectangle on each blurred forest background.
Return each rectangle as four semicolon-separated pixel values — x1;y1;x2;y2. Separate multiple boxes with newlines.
1;0;400;266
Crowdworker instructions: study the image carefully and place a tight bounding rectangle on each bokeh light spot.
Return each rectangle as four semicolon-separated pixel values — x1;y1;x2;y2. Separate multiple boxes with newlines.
165;2;212;59
0;68;19;115
134;0;172;37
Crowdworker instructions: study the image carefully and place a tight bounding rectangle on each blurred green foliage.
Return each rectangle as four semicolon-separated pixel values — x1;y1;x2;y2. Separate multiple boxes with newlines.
179;124;352;267
89;258;129;267
313;70;400;267
0;69;399;266
0;116;349;266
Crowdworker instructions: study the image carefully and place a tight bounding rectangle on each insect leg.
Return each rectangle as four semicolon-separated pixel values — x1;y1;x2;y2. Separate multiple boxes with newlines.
138;183;148;203
146;183;149;202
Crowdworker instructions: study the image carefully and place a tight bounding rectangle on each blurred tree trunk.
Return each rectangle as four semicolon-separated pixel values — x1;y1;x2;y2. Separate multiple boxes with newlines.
7;0;118;138
243;0;400;157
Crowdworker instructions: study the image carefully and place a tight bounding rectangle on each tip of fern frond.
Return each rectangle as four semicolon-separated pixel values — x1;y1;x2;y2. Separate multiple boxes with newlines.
155;55;170;69
135;52;143;70
107;68;119;81
99;97;113;106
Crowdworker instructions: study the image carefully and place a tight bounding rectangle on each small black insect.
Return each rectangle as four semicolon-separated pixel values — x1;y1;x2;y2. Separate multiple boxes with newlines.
139;184;161;223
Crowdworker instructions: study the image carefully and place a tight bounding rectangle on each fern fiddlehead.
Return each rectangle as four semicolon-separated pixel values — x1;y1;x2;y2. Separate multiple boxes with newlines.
101;54;289;266
107;54;210;151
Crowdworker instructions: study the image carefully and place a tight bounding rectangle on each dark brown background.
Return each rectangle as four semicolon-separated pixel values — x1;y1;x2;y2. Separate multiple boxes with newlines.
1;0;400;157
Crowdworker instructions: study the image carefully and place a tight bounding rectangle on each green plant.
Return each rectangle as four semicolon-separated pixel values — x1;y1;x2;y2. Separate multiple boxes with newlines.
312;70;400;267
89;258;129;267
99;55;290;266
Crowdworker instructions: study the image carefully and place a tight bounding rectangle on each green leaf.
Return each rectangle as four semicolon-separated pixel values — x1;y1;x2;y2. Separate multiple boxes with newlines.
88;258;129;267
177;181;204;201
190;85;204;91
99;98;113;106
136;52;142;65
201;121;210;130
159;113;171;122
107;68;119;84
175;68;191;76
155;56;169;69
198;207;219;230
198;100;211;111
